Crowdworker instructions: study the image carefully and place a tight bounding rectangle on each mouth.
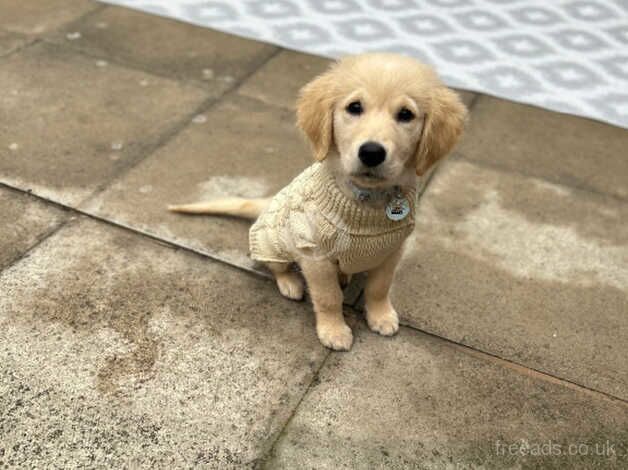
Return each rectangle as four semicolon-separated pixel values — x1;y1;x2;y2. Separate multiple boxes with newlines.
349;170;388;188
350;170;384;180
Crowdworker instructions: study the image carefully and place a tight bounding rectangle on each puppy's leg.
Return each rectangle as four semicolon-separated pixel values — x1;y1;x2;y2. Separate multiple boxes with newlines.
364;247;404;336
267;262;304;301
300;258;352;351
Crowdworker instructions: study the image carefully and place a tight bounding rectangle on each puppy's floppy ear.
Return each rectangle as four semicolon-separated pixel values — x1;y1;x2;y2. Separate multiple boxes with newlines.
415;87;467;176
296;69;336;161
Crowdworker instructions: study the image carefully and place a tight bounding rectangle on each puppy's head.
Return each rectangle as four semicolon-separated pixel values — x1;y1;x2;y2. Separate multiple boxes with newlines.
297;53;467;187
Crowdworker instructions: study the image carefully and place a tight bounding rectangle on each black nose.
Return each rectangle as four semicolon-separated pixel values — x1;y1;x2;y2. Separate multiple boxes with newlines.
358;141;386;167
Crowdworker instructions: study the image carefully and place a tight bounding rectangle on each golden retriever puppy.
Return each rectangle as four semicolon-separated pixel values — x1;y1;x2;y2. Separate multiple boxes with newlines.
169;53;467;351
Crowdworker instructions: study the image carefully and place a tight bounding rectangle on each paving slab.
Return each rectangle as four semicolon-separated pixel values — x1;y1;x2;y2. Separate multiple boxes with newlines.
83;94;310;270
0;187;66;269
53;5;277;90
0;42;208;206
0;0;98;36
239;49;476;110
0;30;30;57
0;217;327;467
457;95;628;199
238;50;333;109
266;324;628;469
391;159;628;399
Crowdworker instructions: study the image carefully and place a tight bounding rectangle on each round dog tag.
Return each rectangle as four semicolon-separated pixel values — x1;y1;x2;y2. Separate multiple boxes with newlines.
386;197;410;221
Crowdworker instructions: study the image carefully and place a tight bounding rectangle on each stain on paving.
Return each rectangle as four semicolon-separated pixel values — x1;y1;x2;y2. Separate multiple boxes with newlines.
422;160;628;280
0;217;326;466
394;159;628;398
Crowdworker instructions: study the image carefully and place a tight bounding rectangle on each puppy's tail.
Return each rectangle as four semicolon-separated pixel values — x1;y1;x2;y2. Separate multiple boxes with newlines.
167;197;271;220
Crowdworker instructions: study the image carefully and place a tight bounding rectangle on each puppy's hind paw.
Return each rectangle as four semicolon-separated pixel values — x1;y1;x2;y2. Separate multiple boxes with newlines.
276;272;304;301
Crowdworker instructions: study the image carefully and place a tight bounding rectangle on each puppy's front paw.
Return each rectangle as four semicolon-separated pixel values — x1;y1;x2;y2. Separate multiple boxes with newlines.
317;322;353;351
367;305;399;336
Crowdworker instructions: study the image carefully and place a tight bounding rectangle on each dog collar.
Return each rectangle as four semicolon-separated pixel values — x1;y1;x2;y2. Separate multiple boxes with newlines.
346;181;412;221
346;180;398;202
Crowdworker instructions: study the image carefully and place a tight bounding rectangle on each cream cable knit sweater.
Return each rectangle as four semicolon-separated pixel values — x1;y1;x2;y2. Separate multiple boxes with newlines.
249;163;416;274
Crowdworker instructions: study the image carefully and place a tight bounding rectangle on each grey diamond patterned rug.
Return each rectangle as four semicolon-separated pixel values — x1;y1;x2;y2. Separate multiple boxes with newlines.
103;0;628;129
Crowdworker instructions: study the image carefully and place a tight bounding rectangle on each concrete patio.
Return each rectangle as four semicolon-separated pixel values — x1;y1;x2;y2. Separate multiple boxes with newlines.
0;1;627;468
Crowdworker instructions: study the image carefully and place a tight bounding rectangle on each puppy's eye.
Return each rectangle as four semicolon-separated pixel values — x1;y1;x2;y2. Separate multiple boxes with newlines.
397;107;415;123
346;101;363;116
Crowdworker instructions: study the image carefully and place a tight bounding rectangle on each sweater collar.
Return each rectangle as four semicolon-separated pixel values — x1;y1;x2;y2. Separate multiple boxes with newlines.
308;163;416;235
